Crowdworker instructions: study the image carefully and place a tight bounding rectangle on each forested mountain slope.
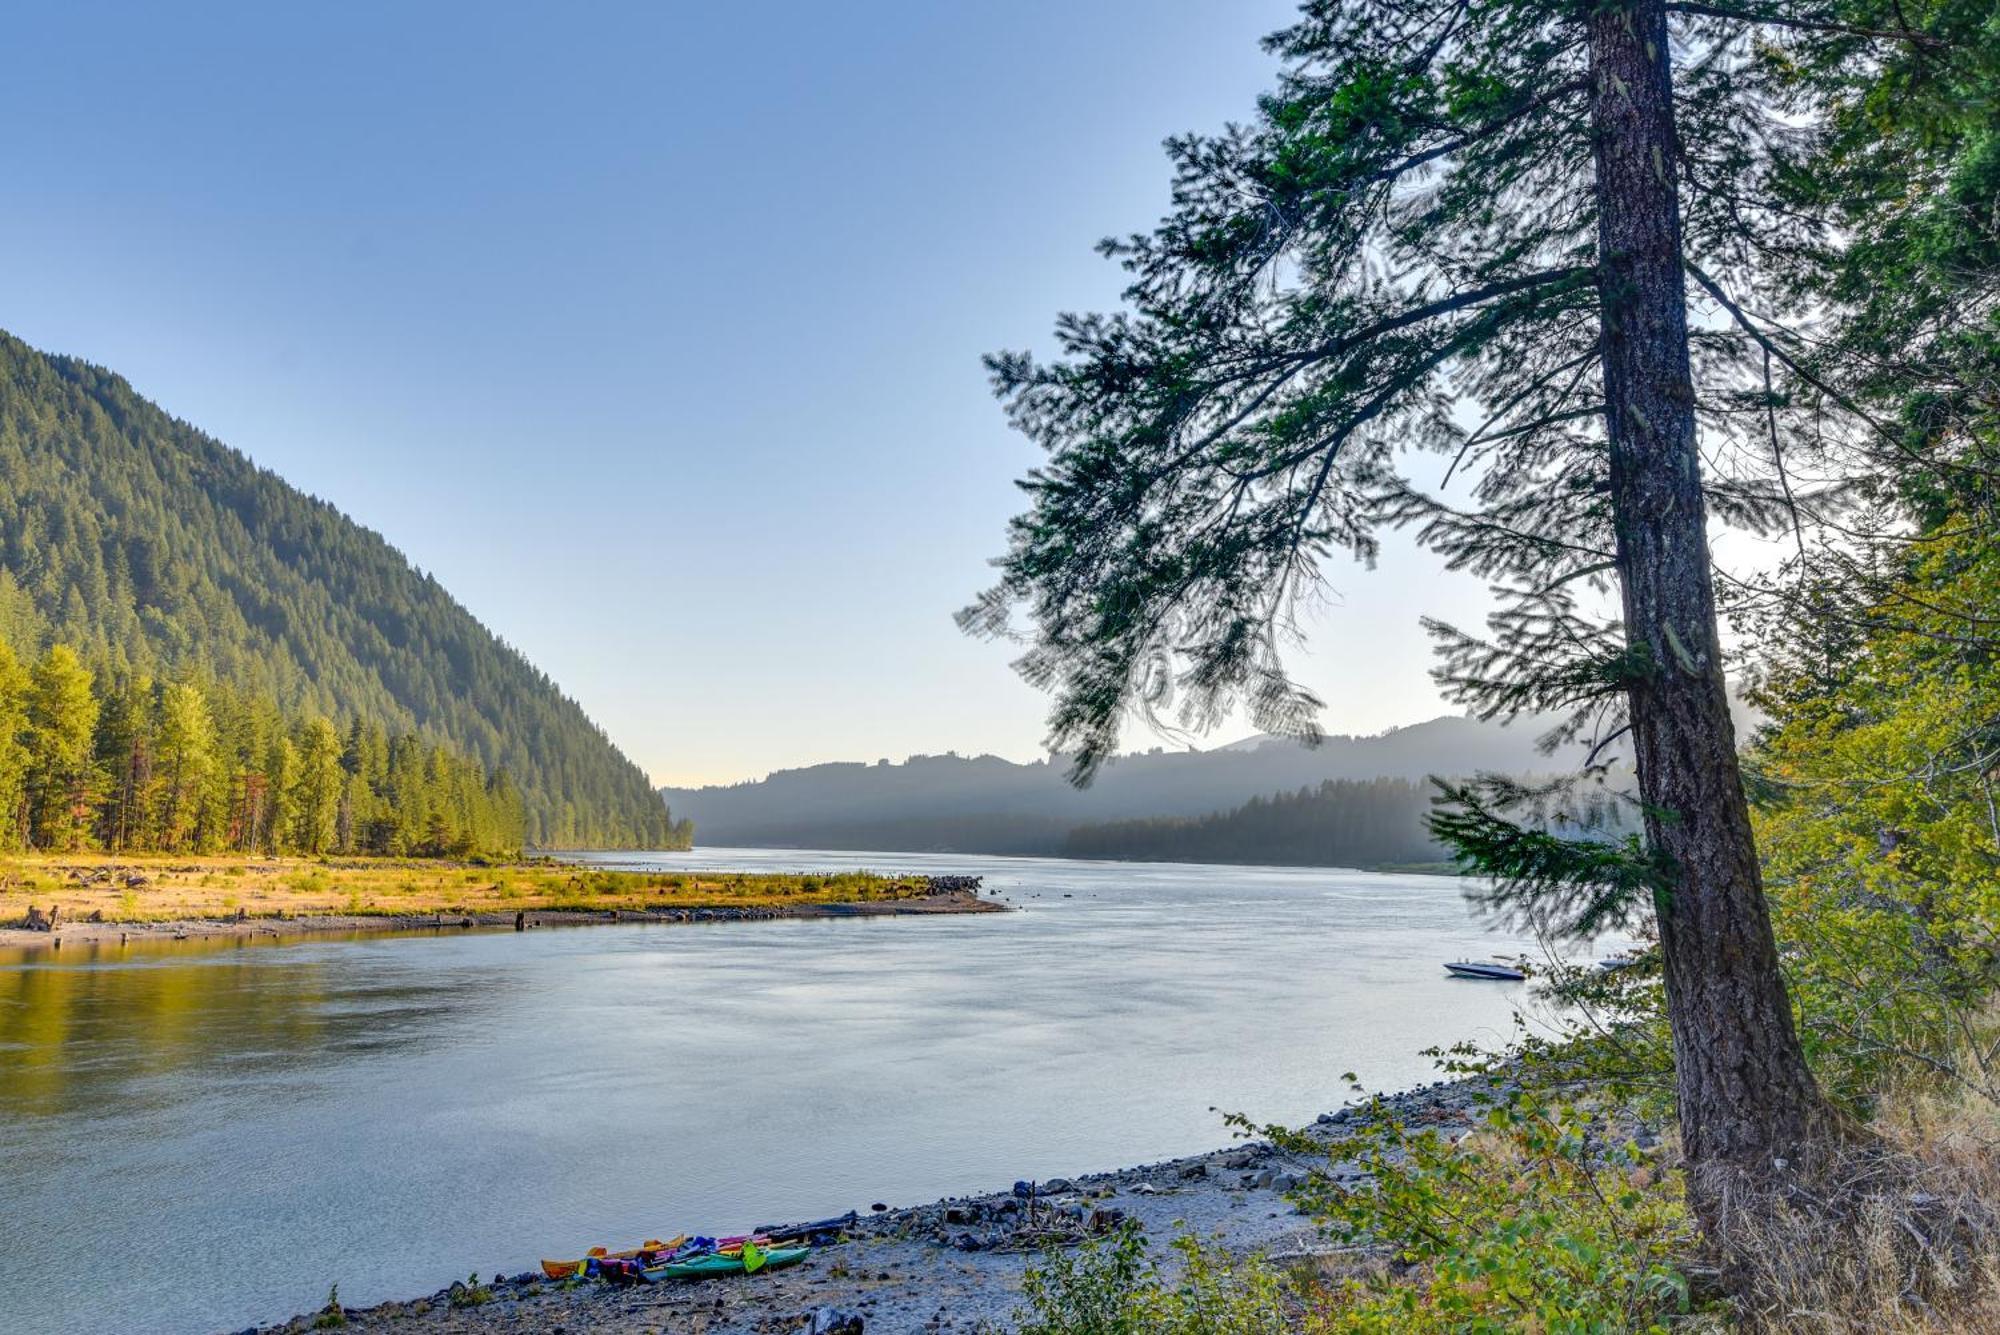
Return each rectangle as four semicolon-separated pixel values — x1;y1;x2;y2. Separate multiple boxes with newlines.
1060;777;1446;868
0;330;680;847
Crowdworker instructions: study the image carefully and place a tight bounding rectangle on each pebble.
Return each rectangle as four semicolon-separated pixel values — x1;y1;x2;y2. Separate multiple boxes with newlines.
811;1309;866;1335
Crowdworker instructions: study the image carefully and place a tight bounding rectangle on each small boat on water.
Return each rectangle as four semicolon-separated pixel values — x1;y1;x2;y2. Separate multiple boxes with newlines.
1598;953;1642;972
1443;958;1528;981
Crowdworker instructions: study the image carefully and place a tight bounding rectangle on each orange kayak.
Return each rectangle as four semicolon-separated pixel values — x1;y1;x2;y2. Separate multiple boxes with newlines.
541;1236;685;1280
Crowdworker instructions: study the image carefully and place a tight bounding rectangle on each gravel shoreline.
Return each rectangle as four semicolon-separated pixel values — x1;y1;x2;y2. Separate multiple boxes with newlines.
0;888;1001;949
248;1076;1502;1335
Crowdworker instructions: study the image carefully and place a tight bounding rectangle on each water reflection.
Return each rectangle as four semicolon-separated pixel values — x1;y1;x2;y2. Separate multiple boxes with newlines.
0;932;490;1121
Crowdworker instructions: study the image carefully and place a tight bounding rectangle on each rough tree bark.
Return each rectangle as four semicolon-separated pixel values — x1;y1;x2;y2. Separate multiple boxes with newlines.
1584;0;1837;1203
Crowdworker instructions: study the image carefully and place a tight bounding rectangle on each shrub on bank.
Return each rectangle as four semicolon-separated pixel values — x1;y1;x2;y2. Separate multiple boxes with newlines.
1011;1224;1290;1335
1278;1092;1693;1332
1008;981;2000;1332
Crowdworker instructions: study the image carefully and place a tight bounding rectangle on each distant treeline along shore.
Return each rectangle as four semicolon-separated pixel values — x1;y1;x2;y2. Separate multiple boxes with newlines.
1061;777;1445;868
0;641;575;858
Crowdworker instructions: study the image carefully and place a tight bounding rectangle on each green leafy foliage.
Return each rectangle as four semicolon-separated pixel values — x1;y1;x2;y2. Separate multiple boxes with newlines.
1012;1087;1694;1335
310;1284;346;1329
1011;1223;1291;1335
446;1272;491;1309
1265;1085;1694;1334
0;331;685;848
1751;524;2000;1111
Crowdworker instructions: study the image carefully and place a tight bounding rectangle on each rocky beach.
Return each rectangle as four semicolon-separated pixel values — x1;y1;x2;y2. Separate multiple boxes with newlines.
250;1077;1512;1335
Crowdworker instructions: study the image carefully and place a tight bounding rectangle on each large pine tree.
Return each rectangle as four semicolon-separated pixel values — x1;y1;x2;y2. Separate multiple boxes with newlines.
962;0;1965;1225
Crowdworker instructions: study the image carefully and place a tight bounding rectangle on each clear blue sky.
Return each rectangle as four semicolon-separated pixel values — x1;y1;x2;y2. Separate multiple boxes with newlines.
1;0;1499;785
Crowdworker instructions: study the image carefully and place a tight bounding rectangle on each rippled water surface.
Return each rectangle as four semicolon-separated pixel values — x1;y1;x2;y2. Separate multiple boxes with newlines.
0;849;1587;1334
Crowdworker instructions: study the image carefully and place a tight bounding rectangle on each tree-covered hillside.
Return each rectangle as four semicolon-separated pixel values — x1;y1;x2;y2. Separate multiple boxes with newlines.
0;330;684;848
1061;777;1445;868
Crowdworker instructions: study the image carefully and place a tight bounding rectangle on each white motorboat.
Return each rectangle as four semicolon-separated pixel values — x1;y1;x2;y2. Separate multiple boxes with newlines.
1443;958;1528;981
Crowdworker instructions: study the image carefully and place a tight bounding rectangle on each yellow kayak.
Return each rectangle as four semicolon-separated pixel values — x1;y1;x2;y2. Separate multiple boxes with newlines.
541;1235;685;1280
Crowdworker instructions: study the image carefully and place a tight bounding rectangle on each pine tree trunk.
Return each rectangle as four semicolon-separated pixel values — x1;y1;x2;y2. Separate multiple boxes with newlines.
1585;0;1835;1198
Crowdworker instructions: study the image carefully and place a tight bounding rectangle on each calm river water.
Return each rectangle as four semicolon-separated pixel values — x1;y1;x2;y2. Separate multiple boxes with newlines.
0;849;1591;1334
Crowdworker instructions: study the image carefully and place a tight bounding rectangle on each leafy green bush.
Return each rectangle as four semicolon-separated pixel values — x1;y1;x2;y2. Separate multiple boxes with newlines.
310;1284;345;1329
1748;533;2000;1115
1011;1067;1695;1335
1269;1086;1694;1334
447;1272;491;1309
1011;1222;1290;1335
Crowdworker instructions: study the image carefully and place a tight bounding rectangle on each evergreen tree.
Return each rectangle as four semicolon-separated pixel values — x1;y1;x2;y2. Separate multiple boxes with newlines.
290;716;343;855
0;631;523;856
0;640;29;848
263;733;299;855
23;645;99;849
94;672;154;852
153;681;217;852
960;0;1966;1223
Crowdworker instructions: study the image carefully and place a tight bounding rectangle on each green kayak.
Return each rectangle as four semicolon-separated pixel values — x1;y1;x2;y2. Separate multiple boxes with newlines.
641;1247;809;1282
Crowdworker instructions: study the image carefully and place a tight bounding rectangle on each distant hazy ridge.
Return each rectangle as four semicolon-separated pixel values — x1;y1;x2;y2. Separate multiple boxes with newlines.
662;717;1556;864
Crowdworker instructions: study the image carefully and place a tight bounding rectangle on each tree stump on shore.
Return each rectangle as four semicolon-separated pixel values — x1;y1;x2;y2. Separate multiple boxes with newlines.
24;904;58;932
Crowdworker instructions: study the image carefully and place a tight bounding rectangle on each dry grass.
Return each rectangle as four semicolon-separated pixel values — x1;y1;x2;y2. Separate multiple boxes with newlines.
0;852;943;924
1719;1058;2000;1332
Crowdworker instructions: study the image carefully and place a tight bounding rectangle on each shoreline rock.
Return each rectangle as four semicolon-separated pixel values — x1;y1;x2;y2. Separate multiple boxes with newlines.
256;1075;1503;1335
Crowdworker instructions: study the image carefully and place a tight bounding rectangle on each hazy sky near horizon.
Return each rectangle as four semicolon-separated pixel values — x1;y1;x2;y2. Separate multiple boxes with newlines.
2;0;1511;786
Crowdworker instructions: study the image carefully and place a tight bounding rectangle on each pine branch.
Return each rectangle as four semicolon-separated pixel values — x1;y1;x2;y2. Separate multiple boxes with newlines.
1664;1;1944;50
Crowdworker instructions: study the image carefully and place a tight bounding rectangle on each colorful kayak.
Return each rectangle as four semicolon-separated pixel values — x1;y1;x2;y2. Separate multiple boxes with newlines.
642;1246;809;1282
541;1236;685;1280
